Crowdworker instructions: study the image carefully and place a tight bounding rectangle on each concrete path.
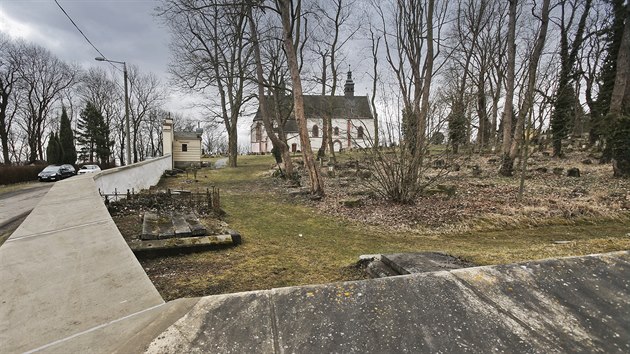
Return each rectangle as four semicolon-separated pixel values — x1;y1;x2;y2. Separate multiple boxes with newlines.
0;175;163;353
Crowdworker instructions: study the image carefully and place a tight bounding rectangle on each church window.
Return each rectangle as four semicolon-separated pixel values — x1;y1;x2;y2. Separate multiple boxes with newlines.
333;126;339;136
312;125;319;137
357;126;364;139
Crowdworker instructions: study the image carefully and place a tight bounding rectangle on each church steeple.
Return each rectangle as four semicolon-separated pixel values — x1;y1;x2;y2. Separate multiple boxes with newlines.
344;69;354;97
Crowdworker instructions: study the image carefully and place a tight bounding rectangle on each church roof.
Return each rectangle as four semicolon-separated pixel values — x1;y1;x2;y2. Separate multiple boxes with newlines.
253;95;374;124
174;131;202;140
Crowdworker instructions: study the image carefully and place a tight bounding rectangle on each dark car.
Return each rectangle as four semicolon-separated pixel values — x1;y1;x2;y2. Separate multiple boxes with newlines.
37;164;76;182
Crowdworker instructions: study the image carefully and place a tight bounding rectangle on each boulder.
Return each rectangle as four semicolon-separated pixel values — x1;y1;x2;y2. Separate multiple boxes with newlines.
535;167;548;173
552;167;564;175
567;167;581;177
340;198;363;208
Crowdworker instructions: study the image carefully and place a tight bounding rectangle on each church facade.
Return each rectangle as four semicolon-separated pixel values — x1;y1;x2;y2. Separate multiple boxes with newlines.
251;71;375;153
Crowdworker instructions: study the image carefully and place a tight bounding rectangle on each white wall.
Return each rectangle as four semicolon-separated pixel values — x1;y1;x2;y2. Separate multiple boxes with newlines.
94;154;172;195
251;117;375;153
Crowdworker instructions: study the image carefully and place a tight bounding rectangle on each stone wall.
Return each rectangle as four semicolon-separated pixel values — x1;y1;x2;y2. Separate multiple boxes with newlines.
94;154;172;195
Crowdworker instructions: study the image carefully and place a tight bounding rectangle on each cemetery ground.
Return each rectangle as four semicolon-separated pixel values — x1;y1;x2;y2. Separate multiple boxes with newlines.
110;152;630;301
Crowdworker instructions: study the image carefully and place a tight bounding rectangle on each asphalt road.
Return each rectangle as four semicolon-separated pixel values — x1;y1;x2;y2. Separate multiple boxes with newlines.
0;183;52;245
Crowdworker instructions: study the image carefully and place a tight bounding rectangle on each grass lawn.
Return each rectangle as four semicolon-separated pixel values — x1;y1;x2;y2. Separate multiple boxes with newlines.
135;155;630;300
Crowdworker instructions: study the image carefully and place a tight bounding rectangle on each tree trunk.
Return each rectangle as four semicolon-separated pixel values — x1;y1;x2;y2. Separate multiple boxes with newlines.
247;8;294;178
608;2;630;116
509;0;550;163
228;124;238;168
279;0;324;196
499;0;517;176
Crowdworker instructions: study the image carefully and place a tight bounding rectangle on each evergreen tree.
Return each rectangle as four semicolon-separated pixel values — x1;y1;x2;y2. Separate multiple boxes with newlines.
95;116;112;164
448;101;467;154
77;102;111;164
46;133;62;164
58;106;76;165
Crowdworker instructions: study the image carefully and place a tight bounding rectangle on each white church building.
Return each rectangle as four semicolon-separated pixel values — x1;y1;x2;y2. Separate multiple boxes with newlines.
250;71;375;153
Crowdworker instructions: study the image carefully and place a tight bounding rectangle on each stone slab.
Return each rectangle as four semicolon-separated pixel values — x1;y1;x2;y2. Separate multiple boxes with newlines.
141;212;160;240
172;214;192;237
144;251;630;353
129;234;235;252
145;292;276;353
381;252;475;275
185;213;206;236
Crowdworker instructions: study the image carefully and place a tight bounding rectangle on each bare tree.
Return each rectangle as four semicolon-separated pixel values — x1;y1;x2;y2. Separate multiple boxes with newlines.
500;0;551;176
447;0;495;153
370;0;447;202
158;0;254;168
276;0;325;196
498;0;518;176
126;66;165;163
550;0;592;157
247;5;296;178
311;0;360;159
15;42;77;163
368;26;381;149
0;35;21;164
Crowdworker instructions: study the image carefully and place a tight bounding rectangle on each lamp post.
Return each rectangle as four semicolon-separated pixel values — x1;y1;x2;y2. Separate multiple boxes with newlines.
95;57;131;166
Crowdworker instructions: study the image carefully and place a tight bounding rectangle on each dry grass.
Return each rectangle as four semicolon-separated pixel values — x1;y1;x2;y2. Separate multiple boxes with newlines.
106;154;630;301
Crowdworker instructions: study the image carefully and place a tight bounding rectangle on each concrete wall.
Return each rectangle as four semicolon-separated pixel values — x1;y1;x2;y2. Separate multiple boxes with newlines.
94;154;172;195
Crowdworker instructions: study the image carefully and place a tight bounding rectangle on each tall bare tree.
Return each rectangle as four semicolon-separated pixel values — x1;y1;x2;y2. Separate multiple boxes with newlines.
15;42;77;163
247;5;295;178
126;66;165;163
277;0;325;196
311;0;360;159
158;0;254;167
371;0;446;202
0;35;21;164
550;0;592;157
499;0;518;176
500;0;551;176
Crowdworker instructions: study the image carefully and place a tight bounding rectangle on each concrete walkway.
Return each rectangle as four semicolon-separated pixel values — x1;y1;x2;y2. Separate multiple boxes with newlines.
0;175;163;353
1;172;628;353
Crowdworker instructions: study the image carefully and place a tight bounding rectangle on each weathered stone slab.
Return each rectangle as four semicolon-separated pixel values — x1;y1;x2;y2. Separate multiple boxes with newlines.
141;212;160;240
381;252;474;275
157;215;174;239
172;214;192;237
185;213;207;236
129;234;236;252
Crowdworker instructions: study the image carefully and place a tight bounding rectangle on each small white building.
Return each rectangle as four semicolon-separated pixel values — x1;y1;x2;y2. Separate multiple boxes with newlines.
251;71;375;153
163;118;203;168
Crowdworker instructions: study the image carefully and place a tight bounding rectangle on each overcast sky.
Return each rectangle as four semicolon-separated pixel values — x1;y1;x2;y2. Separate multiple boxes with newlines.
0;0;210;121
0;0;376;147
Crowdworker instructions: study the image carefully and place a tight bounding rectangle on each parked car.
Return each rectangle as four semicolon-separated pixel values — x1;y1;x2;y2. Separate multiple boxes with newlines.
37;164;76;182
77;164;102;175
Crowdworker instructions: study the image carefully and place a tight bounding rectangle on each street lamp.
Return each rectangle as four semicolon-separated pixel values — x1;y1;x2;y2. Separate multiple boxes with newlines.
95;56;131;166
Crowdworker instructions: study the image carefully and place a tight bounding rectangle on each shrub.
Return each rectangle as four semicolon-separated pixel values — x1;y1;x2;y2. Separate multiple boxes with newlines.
0;165;47;185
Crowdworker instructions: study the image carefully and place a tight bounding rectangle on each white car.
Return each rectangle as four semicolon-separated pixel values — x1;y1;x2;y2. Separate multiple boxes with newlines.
77;164;102;175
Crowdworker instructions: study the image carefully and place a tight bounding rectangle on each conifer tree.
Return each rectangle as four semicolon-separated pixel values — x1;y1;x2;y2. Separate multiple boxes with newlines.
58;106;76;165
46;133;62;164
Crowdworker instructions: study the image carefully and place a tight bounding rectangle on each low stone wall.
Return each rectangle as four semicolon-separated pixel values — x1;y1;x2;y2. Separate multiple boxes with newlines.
94;154;172;195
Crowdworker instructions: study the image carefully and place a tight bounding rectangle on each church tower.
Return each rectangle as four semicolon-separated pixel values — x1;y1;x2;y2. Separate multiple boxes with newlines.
344;70;354;97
